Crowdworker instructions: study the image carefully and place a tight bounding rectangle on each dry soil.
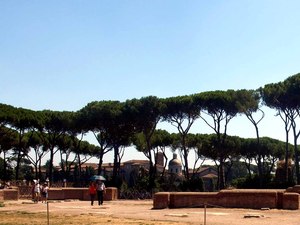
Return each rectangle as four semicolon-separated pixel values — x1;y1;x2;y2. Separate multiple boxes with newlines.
0;199;300;225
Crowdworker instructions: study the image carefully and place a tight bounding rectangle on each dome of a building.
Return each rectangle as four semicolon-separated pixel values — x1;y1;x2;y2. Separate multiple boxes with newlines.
169;154;182;167
168;153;182;175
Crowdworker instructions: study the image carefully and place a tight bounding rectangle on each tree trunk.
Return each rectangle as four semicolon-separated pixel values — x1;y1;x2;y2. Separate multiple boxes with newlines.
77;154;82;183
112;145;120;185
284;128;290;183
294;140;300;184
183;147;190;180
49;147;55;185
292;123;300;184
97;155;104;175
148;149;156;192
218;157;225;190
244;159;252;178
3;152;7;180
15;149;22;181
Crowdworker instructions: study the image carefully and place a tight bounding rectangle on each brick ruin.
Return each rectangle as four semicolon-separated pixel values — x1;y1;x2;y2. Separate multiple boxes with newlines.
153;186;300;210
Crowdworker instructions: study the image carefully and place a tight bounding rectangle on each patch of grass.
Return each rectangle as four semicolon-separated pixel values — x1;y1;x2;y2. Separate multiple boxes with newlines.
0;211;179;225
0;201;5;207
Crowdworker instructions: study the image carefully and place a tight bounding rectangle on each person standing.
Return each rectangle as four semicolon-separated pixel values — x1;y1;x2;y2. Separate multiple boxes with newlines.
88;181;97;206
33;180;41;203
96;180;106;205
41;182;49;203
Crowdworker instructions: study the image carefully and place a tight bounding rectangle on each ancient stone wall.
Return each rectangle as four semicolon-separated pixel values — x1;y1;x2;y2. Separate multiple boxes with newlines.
217;189;279;209
48;187;118;201
282;193;300;210
0;188;19;200
1;187;118;202
169;192;218;208
153;188;300;210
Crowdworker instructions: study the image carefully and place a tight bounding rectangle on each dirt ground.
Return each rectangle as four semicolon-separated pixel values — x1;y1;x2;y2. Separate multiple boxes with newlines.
1;199;300;225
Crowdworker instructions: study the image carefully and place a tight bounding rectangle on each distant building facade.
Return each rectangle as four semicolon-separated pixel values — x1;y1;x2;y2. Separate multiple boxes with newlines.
48;151;217;191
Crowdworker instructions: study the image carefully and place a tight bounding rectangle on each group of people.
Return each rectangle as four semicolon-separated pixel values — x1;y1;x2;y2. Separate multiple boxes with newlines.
32;180;49;203
89;180;106;206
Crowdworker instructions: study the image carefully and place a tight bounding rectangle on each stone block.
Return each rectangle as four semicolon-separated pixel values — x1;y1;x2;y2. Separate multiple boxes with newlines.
218;189;278;209
63;188;85;200
104;187;118;200
1;189;19;200
169;192;218;208
82;188;90;201
48;188;65;200
282;193;300;210
153;192;170;209
276;191;284;209
0;190;3;200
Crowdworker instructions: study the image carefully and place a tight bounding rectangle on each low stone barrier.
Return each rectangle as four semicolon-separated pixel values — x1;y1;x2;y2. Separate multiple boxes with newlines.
282;193;300;210
48;188;65;200
48;187;118;201
63;188;86;200
104;187;118;200
217;189;280;209
0;188;19;200
1;186;118;202
153;188;300;210
169;192;218;208
153;192;170;209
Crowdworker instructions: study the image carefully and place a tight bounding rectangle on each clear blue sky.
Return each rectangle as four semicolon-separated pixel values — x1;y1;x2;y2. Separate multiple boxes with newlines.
1;1;300;164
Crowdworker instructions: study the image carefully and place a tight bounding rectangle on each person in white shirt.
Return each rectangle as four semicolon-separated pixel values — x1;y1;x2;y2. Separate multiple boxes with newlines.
41;182;49;203
33;180;41;203
96;180;106;205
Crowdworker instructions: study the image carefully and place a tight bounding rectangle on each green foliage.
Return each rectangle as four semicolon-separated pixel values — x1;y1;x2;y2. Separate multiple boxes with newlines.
19;163;34;181
135;174;150;191
224;160;249;183
179;176;204;191
0;157;13;181
230;177;247;188
231;174;274;189
119;181;129;193
2;75;300;187
157;175;183;192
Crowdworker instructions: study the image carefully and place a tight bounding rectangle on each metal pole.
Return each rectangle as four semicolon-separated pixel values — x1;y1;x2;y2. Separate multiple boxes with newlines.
47;201;49;225
204;204;207;225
